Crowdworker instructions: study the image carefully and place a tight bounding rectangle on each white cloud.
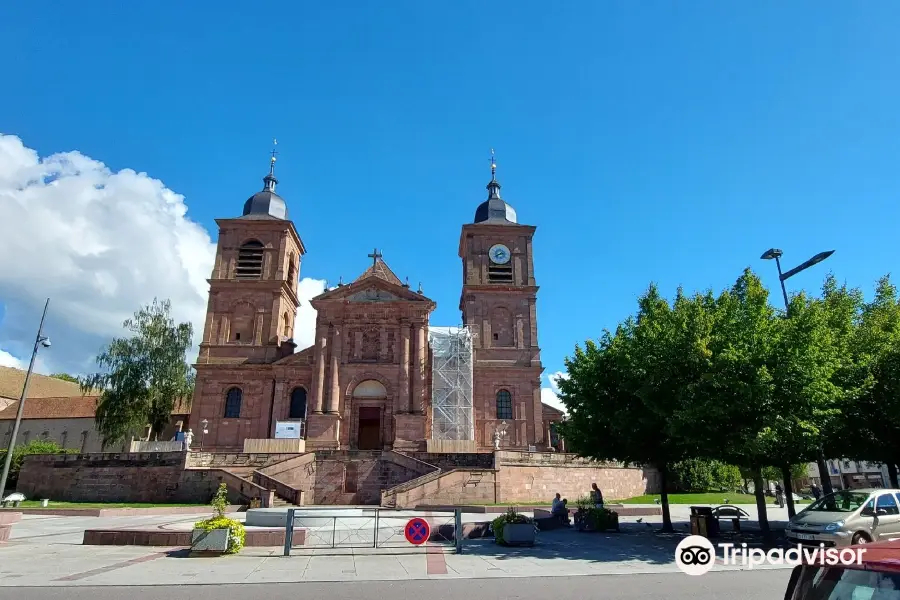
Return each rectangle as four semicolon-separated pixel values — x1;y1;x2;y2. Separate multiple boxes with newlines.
0;134;324;375
0;349;23;369
540;370;568;414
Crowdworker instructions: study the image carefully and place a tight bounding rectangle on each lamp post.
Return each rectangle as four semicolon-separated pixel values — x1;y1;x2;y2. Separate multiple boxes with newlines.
0;299;51;499
200;419;209;452
761;249;836;497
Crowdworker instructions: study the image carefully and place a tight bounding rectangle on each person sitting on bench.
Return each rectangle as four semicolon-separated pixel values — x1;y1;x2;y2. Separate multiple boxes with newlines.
551;494;570;525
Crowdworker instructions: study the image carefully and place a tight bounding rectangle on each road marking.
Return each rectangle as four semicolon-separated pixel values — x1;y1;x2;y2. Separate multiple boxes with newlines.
418;510;448;575
55;550;169;582
425;544;448;574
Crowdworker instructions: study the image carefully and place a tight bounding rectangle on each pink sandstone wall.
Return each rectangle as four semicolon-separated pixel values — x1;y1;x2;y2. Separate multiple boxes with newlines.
384;451;660;508
16;453;244;504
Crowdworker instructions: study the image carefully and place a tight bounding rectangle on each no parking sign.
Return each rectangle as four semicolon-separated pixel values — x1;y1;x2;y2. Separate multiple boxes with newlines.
404;517;430;545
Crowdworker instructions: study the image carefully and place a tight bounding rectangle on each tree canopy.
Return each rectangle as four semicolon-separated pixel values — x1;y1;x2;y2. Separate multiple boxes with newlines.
556;268;900;539
80;298;194;445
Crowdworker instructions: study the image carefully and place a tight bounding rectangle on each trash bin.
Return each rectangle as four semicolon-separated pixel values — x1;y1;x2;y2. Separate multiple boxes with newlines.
689;506;719;537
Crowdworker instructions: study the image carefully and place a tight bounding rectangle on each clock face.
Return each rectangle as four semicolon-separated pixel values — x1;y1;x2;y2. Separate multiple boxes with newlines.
489;244;511;265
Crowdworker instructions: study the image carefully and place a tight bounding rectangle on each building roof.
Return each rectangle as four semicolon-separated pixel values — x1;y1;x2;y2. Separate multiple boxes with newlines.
0;366;84;401
542;402;565;418
473;179;517;224
354;256;404;286
0;395;192;421
0;396;99;420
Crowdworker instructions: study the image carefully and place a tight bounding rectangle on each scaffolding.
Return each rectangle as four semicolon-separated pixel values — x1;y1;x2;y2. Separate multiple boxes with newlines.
428;326;475;441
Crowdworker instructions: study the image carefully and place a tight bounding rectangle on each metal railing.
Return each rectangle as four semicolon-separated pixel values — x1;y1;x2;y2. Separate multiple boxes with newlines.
283;508;463;555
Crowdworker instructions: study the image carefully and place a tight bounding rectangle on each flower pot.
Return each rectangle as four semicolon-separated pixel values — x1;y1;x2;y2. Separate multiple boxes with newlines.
502;522;536;546
191;527;231;554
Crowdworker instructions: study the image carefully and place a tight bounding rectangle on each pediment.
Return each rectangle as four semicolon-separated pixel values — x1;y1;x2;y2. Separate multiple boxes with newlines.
313;276;432;305
347;287;402;303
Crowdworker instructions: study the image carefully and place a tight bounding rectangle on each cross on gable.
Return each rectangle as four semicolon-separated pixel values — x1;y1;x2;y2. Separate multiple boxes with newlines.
367;248;383;267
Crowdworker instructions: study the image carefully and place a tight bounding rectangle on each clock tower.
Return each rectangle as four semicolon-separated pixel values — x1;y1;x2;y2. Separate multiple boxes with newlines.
458;159;545;450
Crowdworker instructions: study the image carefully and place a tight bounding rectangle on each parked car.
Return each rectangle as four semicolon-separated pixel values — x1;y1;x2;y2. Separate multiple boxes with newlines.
785;488;900;547
783;539;900;600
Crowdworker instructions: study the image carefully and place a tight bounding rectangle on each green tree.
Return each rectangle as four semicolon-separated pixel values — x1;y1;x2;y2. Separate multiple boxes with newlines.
672;270;780;542
835;276;900;487
49;373;79;384
80;298;194;445
557;284;706;532
0;439;77;489
760;290;846;517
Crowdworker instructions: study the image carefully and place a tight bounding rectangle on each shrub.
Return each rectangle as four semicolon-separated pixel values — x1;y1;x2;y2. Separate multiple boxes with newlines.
670;459;742;493
193;483;244;554
574;507;619;531
490;507;536;545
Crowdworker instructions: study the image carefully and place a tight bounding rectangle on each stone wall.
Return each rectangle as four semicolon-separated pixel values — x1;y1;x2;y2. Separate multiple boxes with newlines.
16;453;242;504
383;451;660;507
186;452;301;476
408;452;494;470
386;469;497;508
495;465;657;503
311;451;429;505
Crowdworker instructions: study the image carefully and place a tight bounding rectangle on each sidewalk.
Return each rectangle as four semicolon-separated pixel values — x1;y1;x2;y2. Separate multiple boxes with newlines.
0;508;794;587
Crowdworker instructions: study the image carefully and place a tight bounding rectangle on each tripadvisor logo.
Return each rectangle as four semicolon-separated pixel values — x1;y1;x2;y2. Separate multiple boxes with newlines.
675;535;866;576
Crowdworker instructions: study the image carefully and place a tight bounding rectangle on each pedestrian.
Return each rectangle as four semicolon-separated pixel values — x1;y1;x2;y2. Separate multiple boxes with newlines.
551;493;568;525
591;483;604;508
811;483;821;500
775;483;785;508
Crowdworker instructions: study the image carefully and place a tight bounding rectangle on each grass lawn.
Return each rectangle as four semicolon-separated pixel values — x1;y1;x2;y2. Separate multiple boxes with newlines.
618;493;812;505
9;501;207;509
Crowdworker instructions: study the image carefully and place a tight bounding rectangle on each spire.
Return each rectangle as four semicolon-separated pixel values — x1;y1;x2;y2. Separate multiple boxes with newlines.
263;138;278;192
487;148;501;199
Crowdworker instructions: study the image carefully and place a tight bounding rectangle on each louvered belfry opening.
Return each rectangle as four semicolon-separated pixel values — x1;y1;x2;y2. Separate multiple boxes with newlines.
236;240;265;279
488;263;513;283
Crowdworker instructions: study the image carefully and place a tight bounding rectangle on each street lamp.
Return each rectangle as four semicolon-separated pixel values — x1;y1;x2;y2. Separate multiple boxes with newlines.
761;249;836;497
200;419;209;452
0;299;51;499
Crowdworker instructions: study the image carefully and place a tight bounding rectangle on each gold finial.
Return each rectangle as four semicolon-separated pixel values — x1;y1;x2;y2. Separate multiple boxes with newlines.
490;148;496;180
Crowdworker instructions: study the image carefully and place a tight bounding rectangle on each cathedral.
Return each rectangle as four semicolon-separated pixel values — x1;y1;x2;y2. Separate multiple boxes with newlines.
189;154;560;453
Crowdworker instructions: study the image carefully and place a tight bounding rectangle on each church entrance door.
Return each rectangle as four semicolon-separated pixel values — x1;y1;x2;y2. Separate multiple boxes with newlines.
357;406;382;450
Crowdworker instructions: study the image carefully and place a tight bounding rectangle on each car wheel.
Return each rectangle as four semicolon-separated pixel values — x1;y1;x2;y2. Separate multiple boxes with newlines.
851;532;870;545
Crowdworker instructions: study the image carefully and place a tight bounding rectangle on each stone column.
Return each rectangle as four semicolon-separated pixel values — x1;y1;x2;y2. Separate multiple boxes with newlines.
327;324;342;414
546;423;554;450
400;322;411;413
412;323;426;414
312;331;327;413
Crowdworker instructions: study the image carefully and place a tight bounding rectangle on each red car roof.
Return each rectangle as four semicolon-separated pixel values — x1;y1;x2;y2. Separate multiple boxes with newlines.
841;540;900;573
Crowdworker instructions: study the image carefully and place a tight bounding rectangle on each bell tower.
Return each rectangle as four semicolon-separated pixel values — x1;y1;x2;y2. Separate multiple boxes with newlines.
197;149;306;365
458;152;544;450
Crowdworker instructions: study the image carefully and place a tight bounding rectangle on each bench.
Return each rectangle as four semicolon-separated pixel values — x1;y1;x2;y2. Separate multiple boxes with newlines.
534;508;572;530
712;505;750;532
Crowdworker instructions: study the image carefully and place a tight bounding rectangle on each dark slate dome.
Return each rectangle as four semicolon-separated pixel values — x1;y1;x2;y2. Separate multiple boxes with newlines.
473;179;517;224
242;173;288;220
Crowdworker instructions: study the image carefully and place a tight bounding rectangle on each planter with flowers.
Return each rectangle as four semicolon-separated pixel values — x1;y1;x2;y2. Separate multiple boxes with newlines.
491;507;538;547
191;483;245;555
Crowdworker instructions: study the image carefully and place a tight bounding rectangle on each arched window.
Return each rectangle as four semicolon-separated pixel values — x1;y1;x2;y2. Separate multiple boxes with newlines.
496;389;513;420
236;240;264;279
289;387;307;420
224;387;242;418
283;311;292;338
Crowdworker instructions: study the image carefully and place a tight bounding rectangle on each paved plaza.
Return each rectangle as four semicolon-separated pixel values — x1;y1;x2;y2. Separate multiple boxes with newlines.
0;503;797;587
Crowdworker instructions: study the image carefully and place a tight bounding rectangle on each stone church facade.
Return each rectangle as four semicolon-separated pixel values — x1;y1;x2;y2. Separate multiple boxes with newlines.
189;158;555;454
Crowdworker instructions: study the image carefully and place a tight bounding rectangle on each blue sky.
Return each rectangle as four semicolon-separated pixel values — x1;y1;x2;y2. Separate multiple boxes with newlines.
1;1;899;384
